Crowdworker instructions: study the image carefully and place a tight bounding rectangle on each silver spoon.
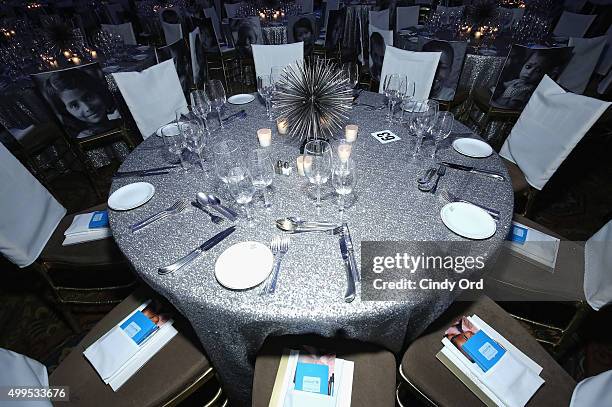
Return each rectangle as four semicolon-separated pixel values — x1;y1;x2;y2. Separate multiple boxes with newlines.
276;218;340;233
193;197;224;224
198;193;238;221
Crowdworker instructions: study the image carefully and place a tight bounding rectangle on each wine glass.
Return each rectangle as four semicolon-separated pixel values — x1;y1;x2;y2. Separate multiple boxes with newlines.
226;166;256;226
431;111;454;158
270;65;284;87
302;140;332;214
400;80;416;124
181;120;206;170
257;74;274;121
190;90;211;136
342;62;359;93
383;74;400;123
161;123;186;171
213;139;242;184
410;100;437;157
332;157;357;219
205;79;226;128
247;149;275;209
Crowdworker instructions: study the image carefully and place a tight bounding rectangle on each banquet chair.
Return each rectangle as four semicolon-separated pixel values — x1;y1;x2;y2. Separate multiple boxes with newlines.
484;214;612;358
113;59;188;140
499;75;611;215
224;1;242;19
251;42;304;81
557;36;607;94
595;25;612;76
155;38;194;97
101;22;137;46
553;11;596;38
369;8;390;30
0;142;136;333
50;288;227;407
252;335;396;407
162;21;183;45
204;7;223;43
378;46;440;100
396;6;420;31
397;296;576;407
302;0;314;14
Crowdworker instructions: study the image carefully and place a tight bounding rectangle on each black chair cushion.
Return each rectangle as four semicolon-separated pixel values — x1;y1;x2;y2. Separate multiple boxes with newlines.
502;157;530;193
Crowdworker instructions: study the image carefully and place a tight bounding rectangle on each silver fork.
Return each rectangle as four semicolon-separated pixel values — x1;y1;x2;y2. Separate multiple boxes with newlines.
130;199;190;232
441;190;500;221
260;235;290;295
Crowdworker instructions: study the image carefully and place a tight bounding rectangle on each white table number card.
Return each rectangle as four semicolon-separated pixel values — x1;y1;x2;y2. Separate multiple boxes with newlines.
371;130;401;144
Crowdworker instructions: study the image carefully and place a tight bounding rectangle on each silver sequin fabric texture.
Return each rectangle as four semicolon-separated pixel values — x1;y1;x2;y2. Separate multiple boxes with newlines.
109;91;514;404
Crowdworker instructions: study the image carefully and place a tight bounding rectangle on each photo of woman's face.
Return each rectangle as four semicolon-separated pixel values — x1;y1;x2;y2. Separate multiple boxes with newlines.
58;88;106;124
295;26;312;43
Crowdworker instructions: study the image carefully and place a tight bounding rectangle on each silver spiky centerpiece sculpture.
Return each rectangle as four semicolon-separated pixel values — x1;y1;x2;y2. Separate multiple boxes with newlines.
273;58;353;143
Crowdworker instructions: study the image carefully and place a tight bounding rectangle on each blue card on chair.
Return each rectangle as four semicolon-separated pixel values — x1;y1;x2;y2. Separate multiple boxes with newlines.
294;362;329;394
462;330;506;372
88;210;109;229
120;311;158;345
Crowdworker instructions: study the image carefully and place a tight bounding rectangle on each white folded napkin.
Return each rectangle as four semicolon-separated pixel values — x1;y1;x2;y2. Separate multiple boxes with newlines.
584;219;612;311
570;370;612;407
0;348;52;407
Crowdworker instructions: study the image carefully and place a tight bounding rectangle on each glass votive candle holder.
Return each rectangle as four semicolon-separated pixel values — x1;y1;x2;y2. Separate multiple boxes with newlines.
345;124;358;143
257;128;272;147
276;117;288;135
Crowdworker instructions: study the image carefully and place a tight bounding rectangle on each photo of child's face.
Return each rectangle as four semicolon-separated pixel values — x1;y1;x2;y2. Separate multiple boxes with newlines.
58;87;107;124
519;53;547;85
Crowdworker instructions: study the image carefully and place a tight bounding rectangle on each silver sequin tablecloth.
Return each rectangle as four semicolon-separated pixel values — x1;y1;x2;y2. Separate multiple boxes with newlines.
108;91;514;404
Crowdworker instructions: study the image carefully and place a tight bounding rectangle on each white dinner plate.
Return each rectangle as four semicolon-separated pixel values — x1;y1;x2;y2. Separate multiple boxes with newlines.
215;241;274;290
440;202;497;240
452;138;493;158
132;54;148;60
108;182;155;211
136;45;150;51
155;122;180;137
227;94;255;105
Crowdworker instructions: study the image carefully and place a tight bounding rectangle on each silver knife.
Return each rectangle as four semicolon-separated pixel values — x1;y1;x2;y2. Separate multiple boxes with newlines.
339;236;356;303
440;161;506;181
221;109;245;123
342;223;360;282
158;226;236;275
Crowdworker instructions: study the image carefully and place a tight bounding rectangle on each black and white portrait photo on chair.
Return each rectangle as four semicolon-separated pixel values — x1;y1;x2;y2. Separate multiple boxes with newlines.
419;38;467;101
288;14;316;56
156;38;193;97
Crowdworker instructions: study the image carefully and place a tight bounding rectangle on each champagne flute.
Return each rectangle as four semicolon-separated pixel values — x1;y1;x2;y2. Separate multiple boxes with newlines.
383;74;400;123
205;79;226;128
431;111;453;158
303;140;332;214
181;120;206;170
257;74;274;121
332;157;357;219
162;122;186;171
190;90;211;136
247;148;275;208
226;166;256;226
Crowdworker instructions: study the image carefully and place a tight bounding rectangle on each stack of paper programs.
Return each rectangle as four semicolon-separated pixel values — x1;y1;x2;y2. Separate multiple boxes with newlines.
63;210;112;246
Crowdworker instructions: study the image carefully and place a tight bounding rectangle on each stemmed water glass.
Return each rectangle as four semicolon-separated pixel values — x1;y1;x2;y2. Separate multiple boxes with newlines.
181;120;206;170
213;139;242;184
431;111;454;158
332;157;357;219
190;90;211;136
302;140;333;214
257;74;274;121
161;123;187;171
205;79;226;128
410;100;438;157
342;62;359;93
226;167;256;226
400;80;416;124
383;74;401;123
247;149;275;209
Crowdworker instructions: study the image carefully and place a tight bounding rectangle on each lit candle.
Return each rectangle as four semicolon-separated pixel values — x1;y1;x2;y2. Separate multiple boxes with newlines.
296;156;305;176
257;128;272;147
474;31;482;40
345;124;358;143
63;50;71;58
337;144;352;163
276;117;288;135
302;156;313;174
91;50;97;59
71;56;81;65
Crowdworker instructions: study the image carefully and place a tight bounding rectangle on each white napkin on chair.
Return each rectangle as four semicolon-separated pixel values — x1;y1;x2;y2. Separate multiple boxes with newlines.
0;348;52;407
378;46;440;100
558;36;607;94
112;59;188;139
500;75;611;190
584;219;612;311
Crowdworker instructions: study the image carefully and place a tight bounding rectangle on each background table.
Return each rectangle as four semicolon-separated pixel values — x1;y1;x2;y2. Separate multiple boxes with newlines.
108;91;514;404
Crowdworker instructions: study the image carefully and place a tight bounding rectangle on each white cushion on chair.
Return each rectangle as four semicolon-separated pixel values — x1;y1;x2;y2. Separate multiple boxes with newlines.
571;370;612;407
0;143;66;268
500;75;611;190
584;220;612;311
369;9;389;30
0;348;51;407
112;60;188;139
396;6;419;30
553;11;596;38
378;46;440;100
251;42;304;80
162;21;182;45
558;36;606;94
101;23;137;45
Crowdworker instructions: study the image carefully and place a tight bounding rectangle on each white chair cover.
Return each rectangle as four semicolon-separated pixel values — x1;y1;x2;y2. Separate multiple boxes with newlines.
302;0;314;13
224;2;242;18
101;22;137;45
162;21;183;45
112;60;188;138
189;27;202;86
558;36;606;94
570;370;612;407
500;75;611;190
251;42;304;80
396;6;419;30
584;219;612;310
378;46;440;99
204;7;222;42
596;25;612;76
0;143;66;268
0;348;51;407
553;11;596;38
369;9;389;30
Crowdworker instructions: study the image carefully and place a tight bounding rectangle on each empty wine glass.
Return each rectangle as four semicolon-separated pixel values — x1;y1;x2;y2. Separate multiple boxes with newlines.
257;74;274;121
206;79;226;128
162;123;186;171
383;74;401;123
342;62;359;93
213;139;242;184
431;111;454;158
190;90;211;136
303;140;332;214
332;157;357;219
226;166;256;226
247;149;275;209
270;65;284;86
410;100;437;157
181;120;206;170
400;80;416;124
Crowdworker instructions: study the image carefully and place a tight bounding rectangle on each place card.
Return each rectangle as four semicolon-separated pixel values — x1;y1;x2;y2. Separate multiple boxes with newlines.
371;130;401;144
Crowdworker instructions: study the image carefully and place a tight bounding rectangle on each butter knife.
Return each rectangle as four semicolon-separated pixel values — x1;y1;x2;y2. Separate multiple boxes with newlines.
158;226;236;275
440;162;506;181
342;223;360;282
339;236;356;303
221;109;245;123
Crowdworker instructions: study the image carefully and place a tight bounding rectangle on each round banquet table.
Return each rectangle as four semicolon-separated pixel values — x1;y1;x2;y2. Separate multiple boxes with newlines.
108;91;514;404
